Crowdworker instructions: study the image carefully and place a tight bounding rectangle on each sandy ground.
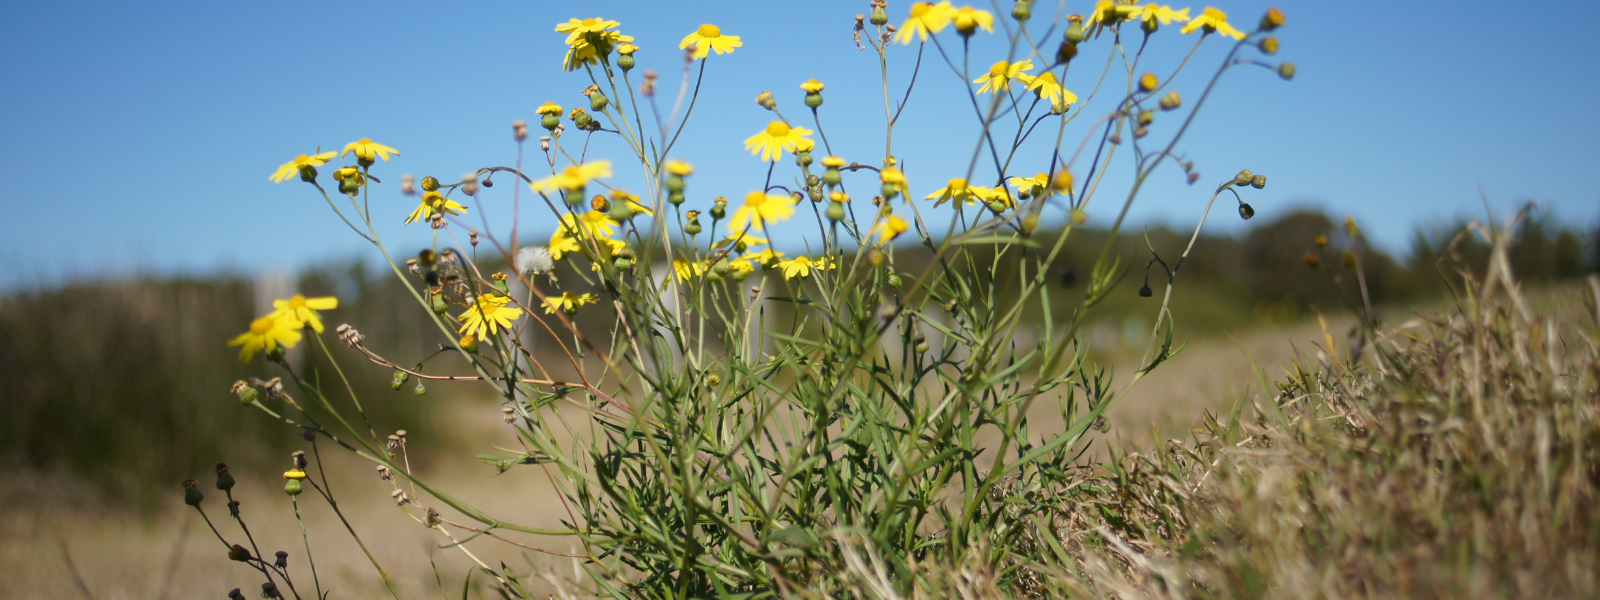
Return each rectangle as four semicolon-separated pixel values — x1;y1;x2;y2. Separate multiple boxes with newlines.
0;316;1353;599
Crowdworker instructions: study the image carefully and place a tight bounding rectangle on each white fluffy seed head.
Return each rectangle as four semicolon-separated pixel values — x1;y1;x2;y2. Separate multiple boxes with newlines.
517;246;554;276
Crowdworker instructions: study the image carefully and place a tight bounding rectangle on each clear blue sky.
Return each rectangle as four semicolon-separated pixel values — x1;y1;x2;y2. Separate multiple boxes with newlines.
2;0;1595;289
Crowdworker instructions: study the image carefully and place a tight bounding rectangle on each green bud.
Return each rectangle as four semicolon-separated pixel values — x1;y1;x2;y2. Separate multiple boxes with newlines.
808;186;824;202
705;270;723;283
887;274;903;289
1277;62;1296;81
215;463;235;491
805;92;823;108
712;260;732;276
1011;0;1031;22
666;174;685;192
709;203;726;219
668;191;685;205
827;201;845;221
1021;214;1039;236
796;151;813;167
614;257;634;270
391;370;409;390
421;176;440;192
338;176;361;196
608;198;634;220
1251;174;1267;189
1238;203;1255;220
880;182;899;200
914;341;929;353
986;200;1006;214
1056;41;1078;64
298;164;318;183
182;480;204;506
234;384;260;406
414;381;427;396
492;277;509;294
1065;20;1086;44
228;544;251;562
870;7;888;25
823;167;842;186
685;219;703;236
1138;110;1154;126
565;188;586;207
284;478;303;496
357;155;375;168
572;111;594;129
430;293;448;314
541;114;560;130
618;54;635;70
589;92;609;111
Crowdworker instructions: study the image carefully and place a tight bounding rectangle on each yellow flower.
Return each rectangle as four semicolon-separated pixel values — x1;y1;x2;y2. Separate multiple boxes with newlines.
618;42;638;55
729;259;755;278
269;295;339;334
800;79;825;93
713;232;770;251
270;151;336;184
549;212;622;260
973;59;1033;94
332;166;365;186
666;160;693;176
283;469;307;480
458;293;524;341
542;292;597;315
1009;173;1051;197
1017;71;1076;106
894;1;957;44
405;191;468;226
1086;0;1140;36
228;315;302;362
744;121;815;162
1133;4;1191;29
821;155;847;168
925;178;980;207
1181;7;1245;40
953;6;994;34
611;190;655;217
679;24;742;59
536;102;563;115
880;167;910;199
673;258;706;281
874;214;911;244
776;256;832;280
978;186;1017;209
743;248;787;267
531;160;613;193
554;17;621;46
340;139;399;163
728;191;797;233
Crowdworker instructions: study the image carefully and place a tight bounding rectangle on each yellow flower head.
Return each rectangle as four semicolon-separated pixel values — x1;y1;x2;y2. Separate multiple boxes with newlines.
672;258;706;282
536;102;563;115
270;294;339;334
555;18;633;71
713;232;770;252
874;214;911;244
926;178;980;207
618;42;639;55
270;151;336;184
979;185;1017;209
973;59;1034;94
821;155;847;168
729;191;797;233
952;6;994;35
895;1;957;44
880;167;910;199
666;160;694;176
1085;0;1140;37
743;248;788;268
679;24;742;59
549;211;622;260
729;259;755;277
800;79;825;93
228;315;302;362
532;160;613;193
458;293;524;341
332;166;365;186
340;139;399;163
1009;173;1052;197
611;190;655;217
554;17;621;46
744;121;815;162
405;191;468;226
1134;4;1191;29
284;469;307;480
1181;7;1245;40
542;291;597;315
1017;71;1076;106
776;256;833;280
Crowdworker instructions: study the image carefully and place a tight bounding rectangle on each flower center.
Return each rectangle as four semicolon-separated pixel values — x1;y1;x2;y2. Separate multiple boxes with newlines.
582;18;600;27
989;62;1009;77
294;154;310;163
911;3;930;17
697;24;721;38
765;121;791;137
250;317;276;334
288;295;306;309
949;178;968;191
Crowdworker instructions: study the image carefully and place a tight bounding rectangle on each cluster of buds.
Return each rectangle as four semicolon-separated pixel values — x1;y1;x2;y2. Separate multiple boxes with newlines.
664;160;692;205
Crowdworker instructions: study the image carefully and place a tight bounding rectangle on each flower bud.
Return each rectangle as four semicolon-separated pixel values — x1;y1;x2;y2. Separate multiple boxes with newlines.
668;191;685;205
1259;37;1279;55
1159;91;1182;111
1138;283;1153;297
666;174;686;193
590;91;609;112
887;274;903;289
808;186;824;202
1055;42;1079;66
391;370;409;390
827;201;845;221
796;151;813;167
1070;208;1089;226
1137;110;1154;127
1251;174;1266;189
1315;234;1328;247
429;292;448;315
1065;15;1086;43
284;478;302;496
618;53;635;70
1138;73;1159;93
181;479;203;506
685;215;703;235
228;544;250;562
710;197;727;218
461;173;478;196
1342;250;1356;268
297;164;318;183
215;463;235;491
1301;252;1320;269
232;381;260;406
413;381;427;396
1277;62;1296;80
707;374;722;386
1020;214;1039;236
755;91;776;110
541;113;560;130
805;91;823;108
1238;203;1255;220
867;248;886;266
1261;7;1285;31
1187;172;1200;185
870;6;888;25
1012;0;1031;22
421;176;440;192
1234;170;1254;185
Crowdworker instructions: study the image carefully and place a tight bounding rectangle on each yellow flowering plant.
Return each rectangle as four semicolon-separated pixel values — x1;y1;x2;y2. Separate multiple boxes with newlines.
211;4;1298;597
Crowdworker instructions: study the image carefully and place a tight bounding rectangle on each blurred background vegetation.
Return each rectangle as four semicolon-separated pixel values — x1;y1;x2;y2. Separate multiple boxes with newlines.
3;207;1595;509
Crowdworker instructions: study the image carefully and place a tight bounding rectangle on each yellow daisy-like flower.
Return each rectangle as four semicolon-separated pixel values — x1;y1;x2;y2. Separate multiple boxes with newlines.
880;167;910;199
618;42;638;55
743;248;787;268
679;24;742;59
1086;0;1140;37
536;102;563;115
531;160;613;193
270;150;336;184
873;214;911;244
665;160;693;176
554;17;620;46
728;191;797;233
1133;4;1191;29
672;258;706;282
894;1;957;44
978;186;1017;209
549;212;622;260
973;59;1034;94
1009;173;1051;197
405;191;468;226
729;259;755;278
713;232;770;251
925;178;981;207
1017;72;1076;106
776;256;832;280
340;139;399;163
800;79;825;93
953;6;994;34
743;121;814;162
542;291;598;315
458;293;524;342
610;190;655;217
821;155;847;168
269;294;338;334
228;315;302;362
1181;7;1245;40
284;469;307;480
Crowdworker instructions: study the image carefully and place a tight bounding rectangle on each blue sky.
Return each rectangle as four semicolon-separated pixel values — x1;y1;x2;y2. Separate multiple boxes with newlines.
2;0;1595;289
